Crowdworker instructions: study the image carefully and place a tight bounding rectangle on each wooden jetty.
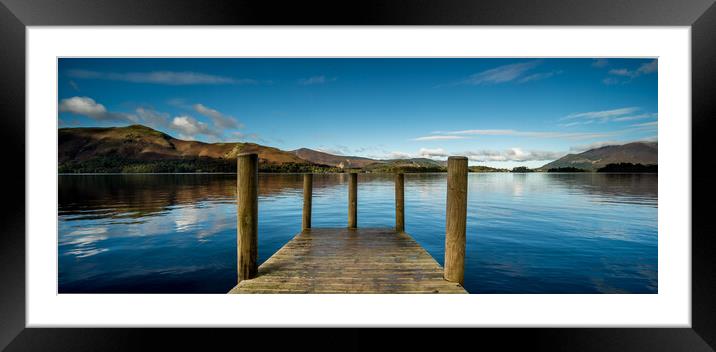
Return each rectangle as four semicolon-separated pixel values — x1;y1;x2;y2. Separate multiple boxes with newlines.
229;154;469;294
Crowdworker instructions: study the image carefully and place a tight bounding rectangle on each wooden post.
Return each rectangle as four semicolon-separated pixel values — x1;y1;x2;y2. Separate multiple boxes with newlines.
444;156;468;285
302;173;312;230
395;172;404;232
237;153;258;282
348;172;357;228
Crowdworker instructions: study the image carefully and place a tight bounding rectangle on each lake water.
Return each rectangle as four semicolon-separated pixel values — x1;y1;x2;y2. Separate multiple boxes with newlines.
58;173;658;294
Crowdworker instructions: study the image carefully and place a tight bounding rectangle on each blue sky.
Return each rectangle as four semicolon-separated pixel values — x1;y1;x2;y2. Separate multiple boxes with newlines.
58;58;657;168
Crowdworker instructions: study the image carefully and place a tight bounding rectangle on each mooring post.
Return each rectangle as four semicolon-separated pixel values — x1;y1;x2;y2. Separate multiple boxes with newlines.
237;153;258;282
444;156;468;285
348;172;358;228
302;173;313;230
395;172;405;233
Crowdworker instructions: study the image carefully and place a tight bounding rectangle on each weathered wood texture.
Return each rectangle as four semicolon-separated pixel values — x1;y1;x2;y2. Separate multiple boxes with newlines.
395;173;404;233
348;173;357;228
302;173;312;230
236;153;258;282
229;228;467;294
444;156;468;285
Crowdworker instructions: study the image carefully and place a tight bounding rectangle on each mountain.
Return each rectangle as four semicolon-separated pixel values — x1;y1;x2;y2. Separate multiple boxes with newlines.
538;142;657;171
290;149;448;171
290;148;378;168
58;124;488;174
59;125;312;173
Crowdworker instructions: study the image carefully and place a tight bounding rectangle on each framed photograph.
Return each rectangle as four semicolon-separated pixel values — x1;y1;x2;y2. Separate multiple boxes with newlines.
2;0;715;350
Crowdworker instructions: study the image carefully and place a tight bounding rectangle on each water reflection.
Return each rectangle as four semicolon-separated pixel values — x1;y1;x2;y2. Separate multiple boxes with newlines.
59;173;657;293
548;173;657;205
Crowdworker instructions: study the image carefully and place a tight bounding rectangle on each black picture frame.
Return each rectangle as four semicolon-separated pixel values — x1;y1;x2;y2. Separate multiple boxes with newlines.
1;0;714;350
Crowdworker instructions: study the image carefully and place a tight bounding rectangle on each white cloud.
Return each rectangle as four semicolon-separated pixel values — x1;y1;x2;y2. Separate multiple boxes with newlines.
631;121;658;128
518;70;562;83
67;69;254;85
564;107;640;120
459;61;541;85
59;96;107;118
558;120;594;127
562;107;658;125
381;147;567;163
425;129;615;141
298;75;337;85
612;113;657;122
171;115;219;139
193;103;242;129
446;61;559;86
603;60;657;83
440;129;516;136
58;96;257;142
412;135;469;141
419;148;449;158
463;148;564;162
59;96;137;122
414;147;564;162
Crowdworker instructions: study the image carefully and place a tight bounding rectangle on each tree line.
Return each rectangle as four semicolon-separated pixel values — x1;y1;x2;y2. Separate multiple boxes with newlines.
58;156;341;174
58;156;658;174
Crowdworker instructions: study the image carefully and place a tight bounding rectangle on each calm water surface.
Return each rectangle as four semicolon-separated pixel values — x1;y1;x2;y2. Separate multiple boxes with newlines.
58;173;657;293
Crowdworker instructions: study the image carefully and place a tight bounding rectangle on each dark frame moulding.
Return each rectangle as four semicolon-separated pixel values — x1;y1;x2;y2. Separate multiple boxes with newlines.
0;0;714;350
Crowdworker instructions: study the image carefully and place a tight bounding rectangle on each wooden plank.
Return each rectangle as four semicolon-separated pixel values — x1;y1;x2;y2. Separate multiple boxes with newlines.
229;228;468;294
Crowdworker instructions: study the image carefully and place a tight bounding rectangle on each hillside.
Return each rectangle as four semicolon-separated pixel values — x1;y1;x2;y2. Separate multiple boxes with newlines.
538;142;657;171
60;124;653;174
59;125;309;164
58;125;450;174
290;148;378;168
58;125;313;173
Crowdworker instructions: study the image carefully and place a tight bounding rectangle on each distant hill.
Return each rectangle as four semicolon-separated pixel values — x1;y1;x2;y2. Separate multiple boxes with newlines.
290;148;378;168
59;125;308;164
363;158;446;172
59;125;314;173
290;149;450;171
538;142;657;171
58;125;450;173
66;124;651;174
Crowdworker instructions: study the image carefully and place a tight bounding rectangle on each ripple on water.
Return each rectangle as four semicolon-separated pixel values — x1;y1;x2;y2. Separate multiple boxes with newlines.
58;173;657;293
